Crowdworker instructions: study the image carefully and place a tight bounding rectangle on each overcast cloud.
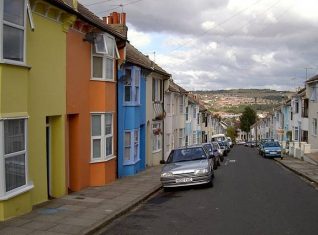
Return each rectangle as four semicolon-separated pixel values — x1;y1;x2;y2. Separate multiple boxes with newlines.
80;0;318;91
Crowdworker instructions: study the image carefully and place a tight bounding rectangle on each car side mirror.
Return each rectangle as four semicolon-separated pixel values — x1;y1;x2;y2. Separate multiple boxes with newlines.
160;160;166;164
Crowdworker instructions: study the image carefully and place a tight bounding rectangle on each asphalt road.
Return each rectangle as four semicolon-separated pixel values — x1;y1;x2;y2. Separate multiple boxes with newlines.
98;146;318;235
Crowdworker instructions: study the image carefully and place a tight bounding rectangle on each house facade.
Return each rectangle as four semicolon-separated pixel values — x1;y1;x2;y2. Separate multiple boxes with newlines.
117;43;147;177
66;8;127;190
306;75;318;152
0;0;77;220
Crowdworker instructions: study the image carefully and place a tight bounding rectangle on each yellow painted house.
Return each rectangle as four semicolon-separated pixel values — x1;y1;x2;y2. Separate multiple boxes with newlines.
0;0;76;221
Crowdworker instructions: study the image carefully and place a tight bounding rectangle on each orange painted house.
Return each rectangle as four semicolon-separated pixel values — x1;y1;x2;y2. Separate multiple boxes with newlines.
66;4;127;191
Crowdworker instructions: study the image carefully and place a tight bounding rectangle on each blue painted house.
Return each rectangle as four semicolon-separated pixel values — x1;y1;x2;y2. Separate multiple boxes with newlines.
117;43;150;177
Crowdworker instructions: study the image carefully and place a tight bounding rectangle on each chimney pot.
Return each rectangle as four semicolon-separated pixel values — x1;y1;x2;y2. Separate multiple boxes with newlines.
120;12;126;25
112;12;119;24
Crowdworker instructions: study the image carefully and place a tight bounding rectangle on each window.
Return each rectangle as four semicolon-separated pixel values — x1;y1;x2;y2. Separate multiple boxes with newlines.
313;118;317;136
91;113;113;161
152;122;162;152
1;0;27;63
197;113;200;125
166;94;171;114
193;131;197;144
92;33;117;81
179;129;184;147
179;96;184;114
124;129;139;165
0;119;28;196
152;79;162;102
294;127;299;141
302;99;308;118
193;106;196;119
295;101;299;113
185;135;189;146
124;67;140;104
310;86;317;102
185;106;189;121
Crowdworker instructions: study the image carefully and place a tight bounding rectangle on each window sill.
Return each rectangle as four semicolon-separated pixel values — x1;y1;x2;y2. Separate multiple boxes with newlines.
123;159;141;166
90;78;116;83
0;61;32;70
0;183;34;201
123;103;141;107
152;149;162;154
90;155;117;164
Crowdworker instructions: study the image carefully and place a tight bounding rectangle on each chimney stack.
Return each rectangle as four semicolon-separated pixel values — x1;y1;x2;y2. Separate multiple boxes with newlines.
103;12;128;37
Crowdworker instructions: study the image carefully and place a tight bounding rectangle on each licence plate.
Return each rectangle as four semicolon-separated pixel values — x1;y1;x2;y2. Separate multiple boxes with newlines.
176;178;193;183
270;152;276;154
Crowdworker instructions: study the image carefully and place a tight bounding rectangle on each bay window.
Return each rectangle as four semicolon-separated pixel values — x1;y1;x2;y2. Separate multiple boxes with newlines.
1;0;26;63
91;113;113;162
124;67;141;104
92;33;118;81
152;79;162;102
124;129;140;165
152;122;162;152
0;118;30;198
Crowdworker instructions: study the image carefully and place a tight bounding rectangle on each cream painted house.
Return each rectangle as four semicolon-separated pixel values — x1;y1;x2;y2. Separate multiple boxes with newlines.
306;75;318;152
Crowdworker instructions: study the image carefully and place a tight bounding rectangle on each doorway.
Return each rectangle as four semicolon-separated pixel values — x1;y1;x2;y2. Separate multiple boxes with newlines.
46;120;52;199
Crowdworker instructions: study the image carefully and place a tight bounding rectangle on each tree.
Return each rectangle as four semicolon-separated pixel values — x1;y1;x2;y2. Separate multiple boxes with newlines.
239;106;257;141
226;126;237;143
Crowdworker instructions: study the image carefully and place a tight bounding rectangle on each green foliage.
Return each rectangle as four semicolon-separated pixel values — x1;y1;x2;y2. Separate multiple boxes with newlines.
226;126;237;143
239;106;257;135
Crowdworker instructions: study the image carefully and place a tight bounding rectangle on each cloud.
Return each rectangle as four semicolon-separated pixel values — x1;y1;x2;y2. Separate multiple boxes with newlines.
80;0;318;90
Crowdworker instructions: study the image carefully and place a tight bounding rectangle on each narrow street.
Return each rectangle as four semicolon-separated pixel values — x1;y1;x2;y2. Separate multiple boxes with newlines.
98;146;318;235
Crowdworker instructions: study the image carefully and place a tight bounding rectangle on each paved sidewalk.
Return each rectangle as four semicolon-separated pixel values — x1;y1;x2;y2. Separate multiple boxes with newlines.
0;166;162;235
275;156;318;186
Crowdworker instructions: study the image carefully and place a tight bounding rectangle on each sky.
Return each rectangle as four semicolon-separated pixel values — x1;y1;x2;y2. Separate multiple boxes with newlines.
80;0;318;91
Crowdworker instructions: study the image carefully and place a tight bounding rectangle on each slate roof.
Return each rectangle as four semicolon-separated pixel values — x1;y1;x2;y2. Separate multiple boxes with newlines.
126;43;170;77
306;74;318;83
45;0;126;40
168;80;188;93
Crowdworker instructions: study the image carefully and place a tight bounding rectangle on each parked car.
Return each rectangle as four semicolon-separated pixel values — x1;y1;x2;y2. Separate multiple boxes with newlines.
261;141;282;158
227;137;234;148
160;145;214;190
202;143;221;169
218;141;229;156
258;138;275;155
247;141;256;148
212;141;224;162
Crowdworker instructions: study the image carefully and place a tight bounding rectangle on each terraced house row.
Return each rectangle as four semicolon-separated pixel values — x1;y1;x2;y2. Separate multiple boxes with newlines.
250;75;318;162
0;0;225;220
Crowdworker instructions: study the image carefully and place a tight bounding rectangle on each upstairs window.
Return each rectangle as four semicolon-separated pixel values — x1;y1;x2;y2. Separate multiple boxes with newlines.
313;118;317;136
2;0;26;63
92;33;118;81
124;67;140;105
179;96;184;114
185;106;189;121
310;86;317;102
152;79;163;102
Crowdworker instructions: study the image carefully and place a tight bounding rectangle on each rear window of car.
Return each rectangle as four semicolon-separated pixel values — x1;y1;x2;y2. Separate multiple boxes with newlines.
167;147;207;163
203;144;213;152
264;142;280;147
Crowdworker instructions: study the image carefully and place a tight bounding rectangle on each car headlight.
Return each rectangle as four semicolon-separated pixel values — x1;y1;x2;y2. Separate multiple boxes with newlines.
194;168;209;175
265;150;269;152
161;172;173;178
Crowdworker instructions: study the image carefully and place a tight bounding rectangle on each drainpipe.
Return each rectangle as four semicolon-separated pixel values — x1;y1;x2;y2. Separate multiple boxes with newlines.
162;78;165;162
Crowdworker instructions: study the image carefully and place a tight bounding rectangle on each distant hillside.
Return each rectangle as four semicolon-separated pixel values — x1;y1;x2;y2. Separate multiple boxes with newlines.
192;89;293;114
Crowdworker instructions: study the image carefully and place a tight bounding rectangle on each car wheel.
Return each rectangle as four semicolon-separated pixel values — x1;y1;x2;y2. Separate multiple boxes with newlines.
163;187;171;192
207;176;214;188
217;160;221;166
220;155;224;162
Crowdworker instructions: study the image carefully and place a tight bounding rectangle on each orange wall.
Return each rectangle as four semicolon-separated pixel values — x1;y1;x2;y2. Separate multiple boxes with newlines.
67;28;118;191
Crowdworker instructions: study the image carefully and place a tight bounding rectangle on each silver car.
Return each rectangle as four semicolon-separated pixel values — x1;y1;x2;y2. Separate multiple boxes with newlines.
160;145;214;190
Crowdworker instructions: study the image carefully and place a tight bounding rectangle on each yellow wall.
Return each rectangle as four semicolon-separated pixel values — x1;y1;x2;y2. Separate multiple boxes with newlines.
0;192;32;221
27;13;68;205
0;65;29;116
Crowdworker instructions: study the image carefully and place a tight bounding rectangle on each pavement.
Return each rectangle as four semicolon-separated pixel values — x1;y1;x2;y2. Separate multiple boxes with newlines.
0;166;163;235
275;155;318;187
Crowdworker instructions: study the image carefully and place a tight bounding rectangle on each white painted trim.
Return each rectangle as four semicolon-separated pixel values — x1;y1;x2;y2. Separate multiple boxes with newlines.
90;155;116;164
0;183;33;201
0;121;4;198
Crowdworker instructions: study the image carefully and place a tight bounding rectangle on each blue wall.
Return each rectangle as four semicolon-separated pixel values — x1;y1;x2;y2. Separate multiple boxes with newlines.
117;65;146;177
282;105;291;141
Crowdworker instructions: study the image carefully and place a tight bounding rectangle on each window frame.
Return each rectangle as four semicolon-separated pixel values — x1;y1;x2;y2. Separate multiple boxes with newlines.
91;33;116;81
312;118;317;136
152;122;162;152
1;0;27;65
178;128;184;147
124;66;141;105
90;113;114;163
123;128;140;165
0;118;33;200
152;79;162;102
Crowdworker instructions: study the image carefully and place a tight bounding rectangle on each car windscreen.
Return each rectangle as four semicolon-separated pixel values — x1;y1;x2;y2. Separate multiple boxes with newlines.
264;142;280;147
167;147;207;163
